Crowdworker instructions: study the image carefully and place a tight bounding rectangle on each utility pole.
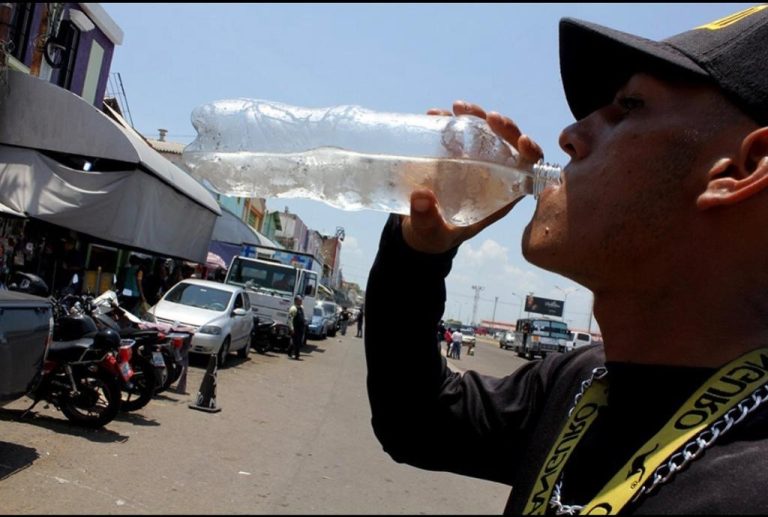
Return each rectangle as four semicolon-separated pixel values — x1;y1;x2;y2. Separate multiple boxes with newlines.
471;285;484;326
491;296;498;328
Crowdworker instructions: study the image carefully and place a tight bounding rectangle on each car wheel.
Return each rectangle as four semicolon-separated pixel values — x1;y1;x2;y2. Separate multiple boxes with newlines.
237;338;250;359
218;337;231;368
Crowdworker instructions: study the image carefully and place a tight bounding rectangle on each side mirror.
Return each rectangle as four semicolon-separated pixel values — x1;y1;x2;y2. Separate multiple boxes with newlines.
232;308;247;317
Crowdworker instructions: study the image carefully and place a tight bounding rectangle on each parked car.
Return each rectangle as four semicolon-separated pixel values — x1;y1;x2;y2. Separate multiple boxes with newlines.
0;289;53;407
145;279;253;367
499;331;515;350
307;306;332;339
317;301;340;337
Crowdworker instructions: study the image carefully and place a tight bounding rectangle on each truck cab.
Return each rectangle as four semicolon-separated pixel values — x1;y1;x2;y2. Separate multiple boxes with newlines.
225;255;318;350
512;317;569;360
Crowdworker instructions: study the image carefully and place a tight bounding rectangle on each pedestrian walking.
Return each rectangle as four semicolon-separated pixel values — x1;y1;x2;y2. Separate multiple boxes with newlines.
450;328;463;360
287;295;305;360
339;307;351;336
355;306;364;337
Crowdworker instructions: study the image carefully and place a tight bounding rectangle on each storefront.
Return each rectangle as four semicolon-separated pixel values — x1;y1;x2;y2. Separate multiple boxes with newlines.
0;70;221;295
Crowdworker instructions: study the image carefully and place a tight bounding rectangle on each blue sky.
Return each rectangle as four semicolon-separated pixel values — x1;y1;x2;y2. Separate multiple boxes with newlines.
102;3;754;331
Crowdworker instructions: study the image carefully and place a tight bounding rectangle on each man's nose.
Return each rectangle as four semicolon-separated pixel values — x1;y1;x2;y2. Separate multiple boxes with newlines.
558;120;590;161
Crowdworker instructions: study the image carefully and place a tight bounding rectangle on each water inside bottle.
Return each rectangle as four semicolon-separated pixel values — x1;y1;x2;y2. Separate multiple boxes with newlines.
183;147;561;226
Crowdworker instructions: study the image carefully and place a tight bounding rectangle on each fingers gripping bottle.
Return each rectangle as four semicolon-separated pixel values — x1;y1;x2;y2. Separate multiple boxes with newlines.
182;99;562;226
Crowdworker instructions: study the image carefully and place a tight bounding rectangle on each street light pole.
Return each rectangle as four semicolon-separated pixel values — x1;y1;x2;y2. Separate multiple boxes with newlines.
471;285;484;326
555;285;581;323
510;292;524;320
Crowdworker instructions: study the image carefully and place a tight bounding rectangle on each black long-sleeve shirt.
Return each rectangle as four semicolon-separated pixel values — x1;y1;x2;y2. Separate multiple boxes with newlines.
365;214;768;514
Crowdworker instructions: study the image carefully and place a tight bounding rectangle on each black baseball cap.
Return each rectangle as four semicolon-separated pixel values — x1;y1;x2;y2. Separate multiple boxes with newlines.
559;5;768;125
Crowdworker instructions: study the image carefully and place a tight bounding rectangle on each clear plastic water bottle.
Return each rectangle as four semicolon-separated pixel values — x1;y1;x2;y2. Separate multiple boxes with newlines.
182;99;561;226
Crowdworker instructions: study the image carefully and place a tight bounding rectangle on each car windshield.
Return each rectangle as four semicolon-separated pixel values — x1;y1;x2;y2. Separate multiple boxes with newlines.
313;307;323;317
164;283;232;312
461;328;475;335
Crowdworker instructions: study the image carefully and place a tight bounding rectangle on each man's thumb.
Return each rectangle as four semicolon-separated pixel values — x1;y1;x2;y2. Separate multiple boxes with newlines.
409;190;441;231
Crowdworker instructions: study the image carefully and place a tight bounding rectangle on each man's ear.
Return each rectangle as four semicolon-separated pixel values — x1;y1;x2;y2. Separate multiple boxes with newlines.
697;127;768;210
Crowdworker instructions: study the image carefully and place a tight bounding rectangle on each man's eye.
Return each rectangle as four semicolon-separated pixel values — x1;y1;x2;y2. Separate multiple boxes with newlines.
616;96;644;112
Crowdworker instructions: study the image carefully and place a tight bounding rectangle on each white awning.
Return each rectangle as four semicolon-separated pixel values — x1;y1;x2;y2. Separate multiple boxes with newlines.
0;71;221;263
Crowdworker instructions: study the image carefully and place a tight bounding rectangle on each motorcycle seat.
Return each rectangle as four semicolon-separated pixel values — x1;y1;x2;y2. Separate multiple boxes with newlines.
48;338;94;352
118;328;160;339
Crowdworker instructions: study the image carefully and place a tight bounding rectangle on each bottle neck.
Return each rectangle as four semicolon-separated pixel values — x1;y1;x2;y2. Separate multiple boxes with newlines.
531;163;562;198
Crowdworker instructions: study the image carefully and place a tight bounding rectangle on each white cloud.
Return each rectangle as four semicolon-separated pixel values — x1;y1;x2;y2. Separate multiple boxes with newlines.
444;238;595;330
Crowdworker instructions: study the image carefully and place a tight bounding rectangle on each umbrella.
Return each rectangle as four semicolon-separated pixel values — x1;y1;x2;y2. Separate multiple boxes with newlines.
206;251;227;270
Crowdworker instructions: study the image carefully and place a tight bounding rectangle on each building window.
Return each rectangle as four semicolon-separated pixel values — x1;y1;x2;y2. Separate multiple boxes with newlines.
46;19;81;90
2;3;33;63
81;40;104;105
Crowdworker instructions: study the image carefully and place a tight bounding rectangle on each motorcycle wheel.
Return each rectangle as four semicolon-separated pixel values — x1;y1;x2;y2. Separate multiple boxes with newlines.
156;350;182;394
60;368;121;428
120;356;157;412
252;332;272;354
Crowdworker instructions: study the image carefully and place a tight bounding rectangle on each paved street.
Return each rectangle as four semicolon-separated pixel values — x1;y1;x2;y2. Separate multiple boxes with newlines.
0;332;523;514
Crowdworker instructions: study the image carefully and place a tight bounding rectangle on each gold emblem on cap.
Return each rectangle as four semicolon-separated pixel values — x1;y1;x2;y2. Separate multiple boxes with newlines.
696;5;767;30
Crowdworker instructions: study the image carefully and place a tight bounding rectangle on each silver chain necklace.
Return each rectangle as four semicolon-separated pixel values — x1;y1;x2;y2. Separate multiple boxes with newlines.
548;367;768;515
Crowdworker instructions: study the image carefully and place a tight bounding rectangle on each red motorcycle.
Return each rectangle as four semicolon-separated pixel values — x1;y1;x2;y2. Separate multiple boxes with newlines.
24;326;126;428
90;290;193;393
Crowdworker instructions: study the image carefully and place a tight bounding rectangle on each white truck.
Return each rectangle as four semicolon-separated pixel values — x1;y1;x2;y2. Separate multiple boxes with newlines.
224;246;319;352
512;317;570;360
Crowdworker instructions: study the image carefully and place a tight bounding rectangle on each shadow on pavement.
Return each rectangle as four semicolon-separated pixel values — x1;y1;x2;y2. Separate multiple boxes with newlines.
0;440;39;481
114;411;160;427
301;343;325;354
0;408;129;443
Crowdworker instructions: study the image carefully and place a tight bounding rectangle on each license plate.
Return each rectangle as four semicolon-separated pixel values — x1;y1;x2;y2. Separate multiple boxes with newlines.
152;351;166;367
120;361;134;381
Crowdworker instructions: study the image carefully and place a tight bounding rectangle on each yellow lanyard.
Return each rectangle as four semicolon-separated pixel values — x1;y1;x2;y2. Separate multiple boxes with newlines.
524;348;768;515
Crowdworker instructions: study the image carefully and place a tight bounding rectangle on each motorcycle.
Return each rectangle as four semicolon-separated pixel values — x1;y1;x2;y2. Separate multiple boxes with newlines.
251;315;277;354
91;290;193;393
22;313;126;428
6;279;125;427
55;294;158;412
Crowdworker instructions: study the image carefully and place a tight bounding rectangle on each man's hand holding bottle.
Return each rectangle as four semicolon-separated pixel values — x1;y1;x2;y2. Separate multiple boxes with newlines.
402;100;544;254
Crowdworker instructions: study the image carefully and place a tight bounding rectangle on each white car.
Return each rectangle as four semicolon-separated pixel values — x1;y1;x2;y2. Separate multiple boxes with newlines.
147;279;254;367
460;327;476;345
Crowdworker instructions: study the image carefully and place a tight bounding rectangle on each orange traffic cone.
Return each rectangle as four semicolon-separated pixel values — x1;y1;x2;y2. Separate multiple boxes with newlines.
189;354;221;413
